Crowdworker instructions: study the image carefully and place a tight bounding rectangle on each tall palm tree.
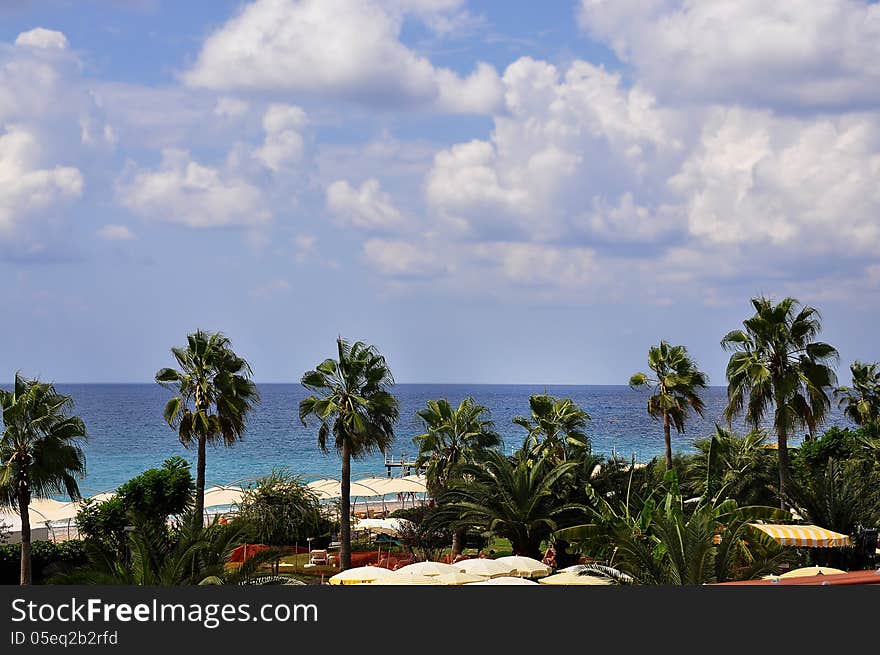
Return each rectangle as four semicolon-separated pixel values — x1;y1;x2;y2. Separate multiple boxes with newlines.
835;361;880;428
299;337;399;571
156;330;259;529
722;296;838;503
629;341;708;471
513;394;591;462
0;373;87;585
444;449;585;559
413;397;502;556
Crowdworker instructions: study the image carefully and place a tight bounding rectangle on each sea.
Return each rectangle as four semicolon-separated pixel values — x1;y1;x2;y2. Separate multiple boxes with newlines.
36;384;853;496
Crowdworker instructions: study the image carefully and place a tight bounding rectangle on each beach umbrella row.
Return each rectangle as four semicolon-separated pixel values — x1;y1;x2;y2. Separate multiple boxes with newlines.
328;555;596;586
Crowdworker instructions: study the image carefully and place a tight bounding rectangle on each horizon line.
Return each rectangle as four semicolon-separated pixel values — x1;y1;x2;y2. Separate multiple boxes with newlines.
15;380;733;388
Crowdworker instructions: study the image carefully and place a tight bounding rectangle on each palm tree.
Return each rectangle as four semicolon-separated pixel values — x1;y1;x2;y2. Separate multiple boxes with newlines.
413;397;502;556
156;330;259;529
691;424;778;507
298;337;399;571
444;449;586;559
722;296;838;502
513;394;591;462
0;373;87;584
835;361;880;428
629;341;708;471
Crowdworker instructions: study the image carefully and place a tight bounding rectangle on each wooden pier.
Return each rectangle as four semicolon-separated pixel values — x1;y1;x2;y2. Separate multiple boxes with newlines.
383;453;422;477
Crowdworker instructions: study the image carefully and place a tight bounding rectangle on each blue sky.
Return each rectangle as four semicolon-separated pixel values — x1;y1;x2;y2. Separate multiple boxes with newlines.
1;0;878;385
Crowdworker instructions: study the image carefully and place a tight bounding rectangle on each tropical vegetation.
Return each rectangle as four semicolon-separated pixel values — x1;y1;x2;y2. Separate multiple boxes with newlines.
721;296;838;503
298;336;400;571
0;374;88;584
4;294;880;586
156;329;260;529
629;341;708;471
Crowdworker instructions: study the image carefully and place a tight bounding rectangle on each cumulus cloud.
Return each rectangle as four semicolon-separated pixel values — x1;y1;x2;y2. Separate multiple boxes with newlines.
96;224;136;241
117;149;270;229
326;179;407;231
363;238;448;278
14;28;69;50
253;103;307;172
669;107;880;253
375;45;880;304
426;57;676;241
183;0;503;113
0;124;83;251
577;0;880;111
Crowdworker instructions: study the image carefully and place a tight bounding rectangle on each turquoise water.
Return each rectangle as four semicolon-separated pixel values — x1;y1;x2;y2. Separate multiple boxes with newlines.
38;384;851;495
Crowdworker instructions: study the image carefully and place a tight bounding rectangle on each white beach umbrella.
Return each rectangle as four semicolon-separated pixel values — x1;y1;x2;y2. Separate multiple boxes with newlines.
465;576;540;585
538;572;614;585
430;571;487;585
394;561;463;577
353;517;412;535
305;478;388;499
328;566;396;585
203;485;245;508
375;477;428;495
369;574;441;585
456;558;517;578
494;555;553;578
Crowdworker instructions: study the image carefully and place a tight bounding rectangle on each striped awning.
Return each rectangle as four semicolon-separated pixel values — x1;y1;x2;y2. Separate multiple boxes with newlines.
749;523;852;547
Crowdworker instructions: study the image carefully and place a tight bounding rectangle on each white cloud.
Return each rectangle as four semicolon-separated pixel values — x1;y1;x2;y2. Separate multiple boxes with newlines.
117;149;271;229
14;28;69;50
473;242;598;289
0;124;83;251
577;0;880;110
363;238;448;277
669;107;880;252
96;224;136;241
253;103;307;172
183;0;503;114
326;179;407;231
426;57;676;240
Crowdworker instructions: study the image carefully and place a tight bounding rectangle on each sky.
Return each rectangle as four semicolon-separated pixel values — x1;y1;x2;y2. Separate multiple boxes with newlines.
0;0;878;385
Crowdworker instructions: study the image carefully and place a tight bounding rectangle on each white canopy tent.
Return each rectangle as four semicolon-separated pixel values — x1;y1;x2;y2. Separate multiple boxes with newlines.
203;485;245;508
305;474;428;515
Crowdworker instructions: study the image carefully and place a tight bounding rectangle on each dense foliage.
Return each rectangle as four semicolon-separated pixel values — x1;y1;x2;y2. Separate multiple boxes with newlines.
232;469;333;547
0;540;89;585
76;457;195;558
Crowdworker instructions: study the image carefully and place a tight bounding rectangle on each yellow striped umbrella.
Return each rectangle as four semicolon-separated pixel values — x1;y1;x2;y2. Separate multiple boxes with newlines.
749;523;851;547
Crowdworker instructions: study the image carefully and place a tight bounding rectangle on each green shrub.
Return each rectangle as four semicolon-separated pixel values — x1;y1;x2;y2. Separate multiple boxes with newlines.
76;456;195;556
233;469;333;547
0;540;89;585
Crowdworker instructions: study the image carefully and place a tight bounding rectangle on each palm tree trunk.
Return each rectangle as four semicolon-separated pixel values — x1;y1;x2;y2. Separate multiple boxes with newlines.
663;412;673;471
451;527;466;557
340;441;352;571
194;435;207;529
777;427;790;509
18;485;32;585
